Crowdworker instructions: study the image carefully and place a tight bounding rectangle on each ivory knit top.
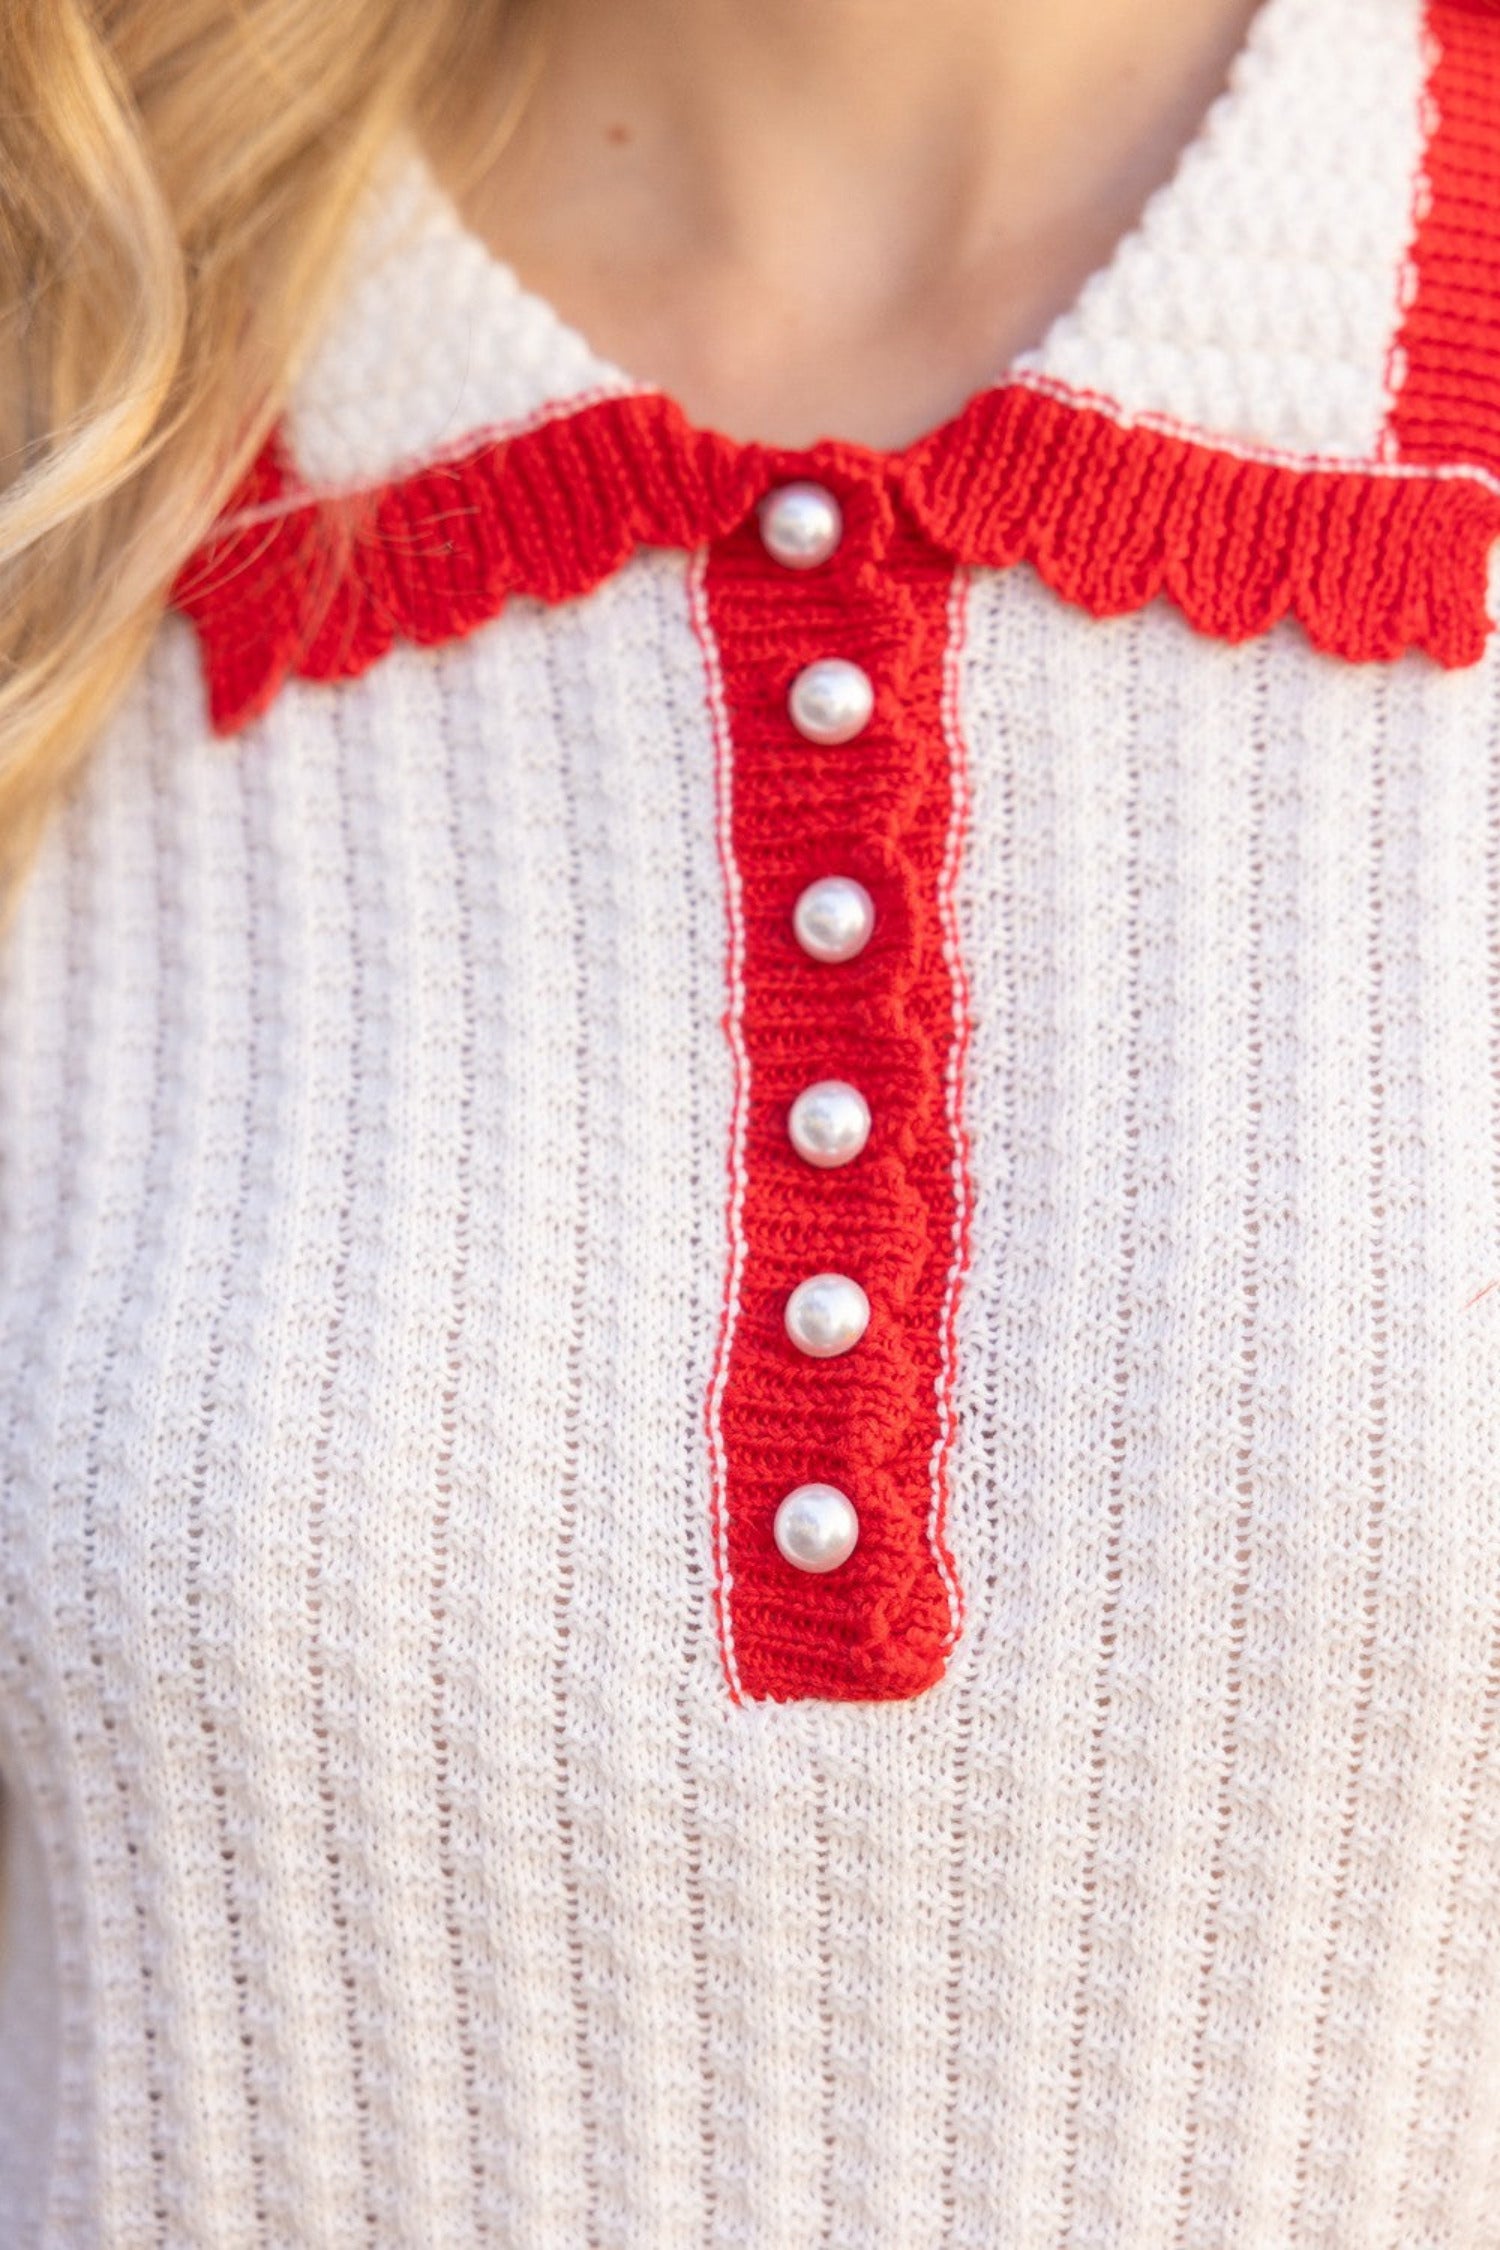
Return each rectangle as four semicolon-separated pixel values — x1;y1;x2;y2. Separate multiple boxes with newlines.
7;0;1500;2241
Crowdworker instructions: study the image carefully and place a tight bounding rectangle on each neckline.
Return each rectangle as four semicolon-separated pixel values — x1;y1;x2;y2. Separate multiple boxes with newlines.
288;0;1429;494
186;0;1500;734
402;0;1313;467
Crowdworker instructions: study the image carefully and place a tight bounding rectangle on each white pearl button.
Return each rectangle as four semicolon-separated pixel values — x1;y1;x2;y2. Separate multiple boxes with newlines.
793;876;876;964
774;1483;860;1573
759;482;843;570
788;659;875;746
788;1080;871;1168
785;1273;870;1358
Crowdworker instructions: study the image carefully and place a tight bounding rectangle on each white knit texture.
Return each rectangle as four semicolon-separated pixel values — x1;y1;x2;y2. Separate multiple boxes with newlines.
0;1772;60;2245
7;543;1500;2250
286;150;635;488
7;0;1500;2240
1022;0;1428;457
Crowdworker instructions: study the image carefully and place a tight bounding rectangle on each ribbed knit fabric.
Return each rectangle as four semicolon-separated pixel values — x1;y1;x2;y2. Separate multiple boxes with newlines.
7;0;1500;2240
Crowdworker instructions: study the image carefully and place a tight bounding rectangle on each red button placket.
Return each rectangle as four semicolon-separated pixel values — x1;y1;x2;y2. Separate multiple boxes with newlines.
702;463;972;1703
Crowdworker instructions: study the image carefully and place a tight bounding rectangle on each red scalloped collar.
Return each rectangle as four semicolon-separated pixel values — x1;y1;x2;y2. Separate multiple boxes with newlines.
174;0;1500;734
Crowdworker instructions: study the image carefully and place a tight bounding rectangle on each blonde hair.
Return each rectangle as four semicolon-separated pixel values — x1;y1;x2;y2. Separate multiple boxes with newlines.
0;0;524;920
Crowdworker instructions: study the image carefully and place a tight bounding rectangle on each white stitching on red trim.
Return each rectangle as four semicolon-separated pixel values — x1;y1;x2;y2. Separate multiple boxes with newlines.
929;564;974;1657
689;544;749;1704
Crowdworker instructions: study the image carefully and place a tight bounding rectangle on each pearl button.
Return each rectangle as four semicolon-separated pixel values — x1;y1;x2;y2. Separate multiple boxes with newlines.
785;1272;870;1358
793;876;875;964
774;1483;860;1573
788;1080;871;1168
759;482;843;570
788;659;875;746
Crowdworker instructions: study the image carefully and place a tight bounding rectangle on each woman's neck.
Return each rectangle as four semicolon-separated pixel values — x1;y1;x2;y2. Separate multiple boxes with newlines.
441;0;1265;449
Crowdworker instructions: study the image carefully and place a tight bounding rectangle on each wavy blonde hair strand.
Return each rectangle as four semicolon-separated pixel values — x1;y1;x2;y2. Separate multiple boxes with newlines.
0;0;523;922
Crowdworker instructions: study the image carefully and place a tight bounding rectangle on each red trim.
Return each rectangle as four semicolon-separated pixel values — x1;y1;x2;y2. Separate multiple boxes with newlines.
174;404;762;734
900;379;1500;665
700;501;968;1703
177;391;1500;742
1388;0;1500;476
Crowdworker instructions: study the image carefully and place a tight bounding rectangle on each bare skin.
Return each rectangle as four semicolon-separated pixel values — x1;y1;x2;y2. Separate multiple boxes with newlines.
438;0;1265;450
